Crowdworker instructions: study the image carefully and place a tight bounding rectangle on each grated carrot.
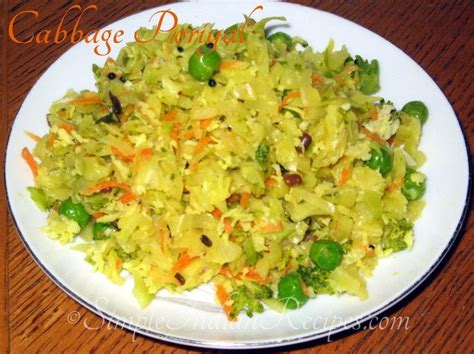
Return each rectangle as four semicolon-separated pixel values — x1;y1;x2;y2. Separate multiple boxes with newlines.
170;123;181;141
84;180;130;196
224;218;234;233
339;167;352;186
387;177;405;192
60;122;74;134
278;91;300;112
46;133;57;149
219;266;233;278
240;192;250;208
360;126;386;145
111;146;135;162
21;147;38;177
283;263;292;275
119;191;135;204
220;60;242;70
265;177;277;188
212;208;223;220
216;284;236;321
93;212;105;219
244;268;269;284
311;73;325;87
140;148;153;159
199;118;213;129
115;258;122;270
259;222;283;233
183;130;195;139
25;131;41;142
162;110;177;122
369;105;378;120
70;95;102;105
172;253;197;273
193;136;213;155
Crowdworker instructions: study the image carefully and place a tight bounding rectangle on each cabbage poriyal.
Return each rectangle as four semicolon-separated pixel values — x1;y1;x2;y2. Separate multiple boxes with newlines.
23;17;427;320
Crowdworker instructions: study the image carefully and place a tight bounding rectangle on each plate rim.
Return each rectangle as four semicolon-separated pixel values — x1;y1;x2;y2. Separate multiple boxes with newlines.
4;1;472;349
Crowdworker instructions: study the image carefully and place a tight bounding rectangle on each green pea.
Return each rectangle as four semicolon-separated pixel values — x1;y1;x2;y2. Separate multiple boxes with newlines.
58;198;91;229
267;32;292;47
277;272;308;309
401;101;428;125
310;240;343;271
188;44;221;81
402;168;426;201
93;222;115;241
366;146;393;176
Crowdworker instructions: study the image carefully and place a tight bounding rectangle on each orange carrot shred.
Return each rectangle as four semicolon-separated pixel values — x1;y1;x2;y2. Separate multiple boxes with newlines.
216;284;229;304
216;284;236;321
93;212;105;219
224;218;234;233
111;146;135;162
25;131;41;142
21;147;38;177
115;258;122;270
265;177;277;188
212;208;223;220
220;60;242;70
278;91;300;112
193;136;213;155
240;192;250;208
339;167;352;186
199;118;213;129
311;73;325;87
60;122;74;133
140;148;153;159
244;268;269;284
162;111;177;122
219;266;233;278
119;191;135;204
84;180;130;196
170;123;181;141
259;222;283;233
70;96;102;105
360;126;386;145
46;133;57;149
172;253;197;273
183;130;195;139
369;105;378;120
387;177;405;192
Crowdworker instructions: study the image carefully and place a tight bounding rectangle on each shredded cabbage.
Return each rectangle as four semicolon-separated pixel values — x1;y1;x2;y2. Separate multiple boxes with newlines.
25;17;426;318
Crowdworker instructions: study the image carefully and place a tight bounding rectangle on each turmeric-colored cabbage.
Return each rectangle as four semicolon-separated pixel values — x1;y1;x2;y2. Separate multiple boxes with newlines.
25;16;426;317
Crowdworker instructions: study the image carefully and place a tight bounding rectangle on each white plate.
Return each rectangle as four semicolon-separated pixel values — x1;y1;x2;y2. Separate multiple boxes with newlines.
5;1;470;349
